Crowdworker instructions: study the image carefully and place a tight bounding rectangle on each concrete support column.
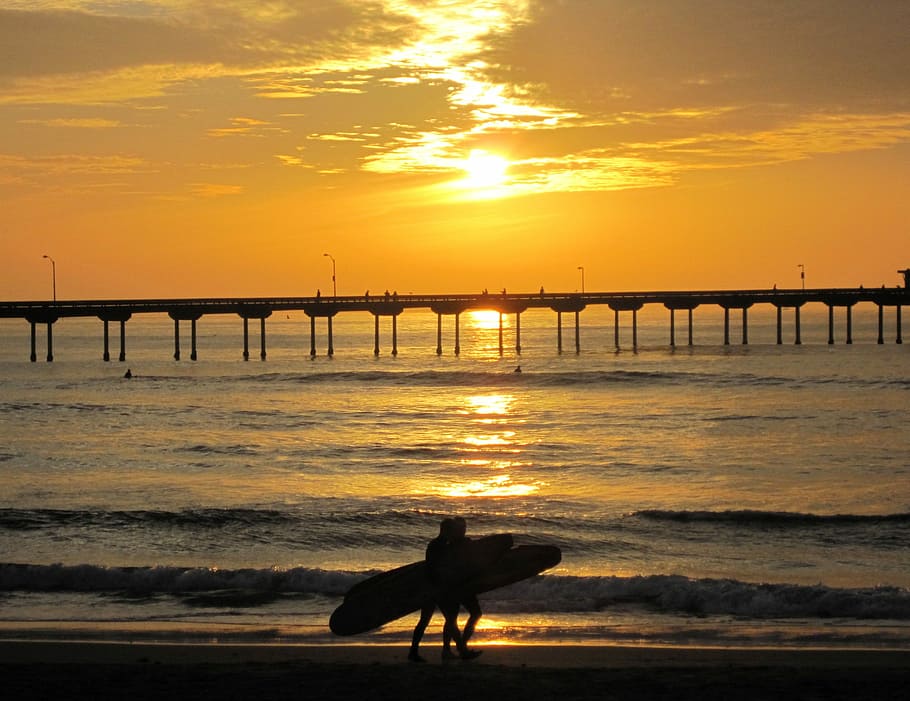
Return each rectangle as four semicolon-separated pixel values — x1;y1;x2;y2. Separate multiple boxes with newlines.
190;319;198;361
632;309;638;349
575;310;581;354
260;318;267;360
828;305;835;345
392;315;398;356
436;313;443;355
327;316;334;357
795;307;802;345
173;319;181;361
897;305;903;344
877;304;885;344
846;306;853;344
742;308;749;345
46;322;54;362
498;312;504;356
688;309;694;346
669;309;676;347
103;320;111;361
119;320;127;361
242;318;250;360
309;316;317;357
515;312;522;354
614;309;620;349
374;315;381;356
454;312;461;355
557;311;563;353
776;306;783;345
723;308;730;345
30;321;37;362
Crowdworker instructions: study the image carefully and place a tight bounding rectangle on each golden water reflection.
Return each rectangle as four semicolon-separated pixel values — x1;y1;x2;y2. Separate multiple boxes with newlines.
460;393;514;416
430;392;540;498
441;474;539;498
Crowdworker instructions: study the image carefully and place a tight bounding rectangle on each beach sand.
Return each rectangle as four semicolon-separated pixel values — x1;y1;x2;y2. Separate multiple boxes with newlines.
3;642;909;700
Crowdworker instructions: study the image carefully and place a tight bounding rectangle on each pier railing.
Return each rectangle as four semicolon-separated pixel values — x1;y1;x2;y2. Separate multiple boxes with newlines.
1;287;907;361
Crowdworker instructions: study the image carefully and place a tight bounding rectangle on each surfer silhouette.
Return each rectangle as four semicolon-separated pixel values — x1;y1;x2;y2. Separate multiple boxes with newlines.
408;517;482;662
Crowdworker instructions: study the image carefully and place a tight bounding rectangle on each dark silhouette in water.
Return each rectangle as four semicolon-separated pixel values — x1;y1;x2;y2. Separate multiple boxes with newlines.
124;368;132;379
409;517;482;663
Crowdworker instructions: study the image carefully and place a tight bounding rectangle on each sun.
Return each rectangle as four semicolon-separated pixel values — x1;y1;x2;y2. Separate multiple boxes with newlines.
462;149;509;189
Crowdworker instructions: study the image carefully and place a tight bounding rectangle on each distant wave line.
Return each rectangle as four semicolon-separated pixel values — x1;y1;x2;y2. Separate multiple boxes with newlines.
2;563;908;620
633;509;910;526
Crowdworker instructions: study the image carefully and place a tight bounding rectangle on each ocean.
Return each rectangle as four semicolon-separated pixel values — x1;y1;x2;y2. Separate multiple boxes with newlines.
1;302;908;650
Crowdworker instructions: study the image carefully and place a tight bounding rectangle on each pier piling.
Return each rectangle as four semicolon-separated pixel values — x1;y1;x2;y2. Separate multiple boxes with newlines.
515;312;522;354
436;313;443;355
557;311;563;353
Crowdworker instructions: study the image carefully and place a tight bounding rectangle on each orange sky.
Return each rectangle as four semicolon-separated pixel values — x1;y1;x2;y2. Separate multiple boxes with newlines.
1;1;908;300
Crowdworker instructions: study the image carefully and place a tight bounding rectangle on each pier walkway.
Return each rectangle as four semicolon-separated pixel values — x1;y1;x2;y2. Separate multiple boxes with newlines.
1;287;907;361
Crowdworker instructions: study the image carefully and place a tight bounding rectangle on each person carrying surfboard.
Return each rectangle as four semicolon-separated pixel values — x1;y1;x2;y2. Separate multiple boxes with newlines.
408;517;482;662
442;517;483;659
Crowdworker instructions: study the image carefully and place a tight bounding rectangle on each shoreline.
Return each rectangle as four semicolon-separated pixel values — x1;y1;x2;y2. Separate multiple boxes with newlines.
3;641;909;701
3;639;910;667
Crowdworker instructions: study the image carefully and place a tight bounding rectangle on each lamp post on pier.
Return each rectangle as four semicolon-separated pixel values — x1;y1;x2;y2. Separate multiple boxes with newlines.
323;253;337;296
798;264;805;290
577;266;585;294
42;254;56;302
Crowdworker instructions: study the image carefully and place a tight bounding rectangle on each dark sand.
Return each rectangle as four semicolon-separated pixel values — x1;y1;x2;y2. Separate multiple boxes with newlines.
3;642;908;701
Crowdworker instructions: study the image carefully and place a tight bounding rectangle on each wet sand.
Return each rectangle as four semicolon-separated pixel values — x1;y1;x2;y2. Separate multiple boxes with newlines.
3;642;908;700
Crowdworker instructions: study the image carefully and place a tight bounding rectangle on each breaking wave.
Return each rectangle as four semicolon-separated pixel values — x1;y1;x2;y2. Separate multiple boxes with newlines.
2;563;908;621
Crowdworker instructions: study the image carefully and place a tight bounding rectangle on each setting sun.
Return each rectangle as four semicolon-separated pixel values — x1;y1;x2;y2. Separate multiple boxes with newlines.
461;150;510;189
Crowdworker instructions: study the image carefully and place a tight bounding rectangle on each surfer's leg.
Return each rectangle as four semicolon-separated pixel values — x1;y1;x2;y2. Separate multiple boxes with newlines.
439;600;459;659
408;602;435;662
462;595;482;645
439;600;466;658
441;600;481;661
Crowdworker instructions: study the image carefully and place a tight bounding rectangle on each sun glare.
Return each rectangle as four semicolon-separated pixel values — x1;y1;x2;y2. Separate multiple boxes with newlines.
462;149;509;189
468;309;503;329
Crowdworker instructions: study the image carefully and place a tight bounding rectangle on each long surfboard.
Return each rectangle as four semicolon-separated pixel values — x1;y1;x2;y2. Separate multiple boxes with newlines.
329;534;561;636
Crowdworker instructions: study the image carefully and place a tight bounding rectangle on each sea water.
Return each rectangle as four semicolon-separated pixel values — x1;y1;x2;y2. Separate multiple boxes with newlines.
1;303;908;649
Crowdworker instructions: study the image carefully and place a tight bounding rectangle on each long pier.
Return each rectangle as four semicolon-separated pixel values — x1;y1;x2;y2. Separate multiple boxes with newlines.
1;287;908;361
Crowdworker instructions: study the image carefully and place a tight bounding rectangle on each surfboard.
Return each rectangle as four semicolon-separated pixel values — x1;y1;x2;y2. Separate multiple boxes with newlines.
329;534;561;636
330;533;513;636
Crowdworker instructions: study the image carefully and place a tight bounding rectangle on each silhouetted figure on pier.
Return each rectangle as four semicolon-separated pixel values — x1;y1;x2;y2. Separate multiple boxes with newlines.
899;269;910;288
316;289;321;298
408;517;482;663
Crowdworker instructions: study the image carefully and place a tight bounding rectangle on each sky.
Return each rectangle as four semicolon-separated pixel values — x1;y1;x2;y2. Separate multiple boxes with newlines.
1;0;908;299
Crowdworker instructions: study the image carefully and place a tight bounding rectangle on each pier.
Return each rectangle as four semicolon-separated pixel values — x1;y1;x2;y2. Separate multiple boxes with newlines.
1;287;907;361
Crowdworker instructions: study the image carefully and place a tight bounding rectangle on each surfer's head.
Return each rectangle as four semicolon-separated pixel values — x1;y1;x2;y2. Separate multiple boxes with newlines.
451;516;467;540
438;518;456;537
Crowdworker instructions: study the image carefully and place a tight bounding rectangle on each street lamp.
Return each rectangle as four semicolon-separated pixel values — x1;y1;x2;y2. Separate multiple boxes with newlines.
577;266;585;294
42;254;56;302
798;264;805;290
323;253;337;296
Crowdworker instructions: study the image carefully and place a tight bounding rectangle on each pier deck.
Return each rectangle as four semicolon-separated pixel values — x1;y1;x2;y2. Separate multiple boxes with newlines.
2;287;907;361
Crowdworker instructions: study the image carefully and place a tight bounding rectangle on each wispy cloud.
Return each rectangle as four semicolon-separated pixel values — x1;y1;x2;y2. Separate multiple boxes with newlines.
1;0;909;202
189;182;243;197
207;117;285;138
18;117;122;128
